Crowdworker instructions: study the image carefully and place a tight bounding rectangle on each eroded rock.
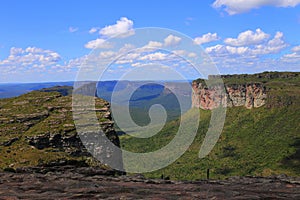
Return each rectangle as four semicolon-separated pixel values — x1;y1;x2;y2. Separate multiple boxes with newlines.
192;82;267;110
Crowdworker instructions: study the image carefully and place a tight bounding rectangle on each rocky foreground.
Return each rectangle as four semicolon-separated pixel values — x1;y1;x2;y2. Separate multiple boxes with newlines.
0;166;299;200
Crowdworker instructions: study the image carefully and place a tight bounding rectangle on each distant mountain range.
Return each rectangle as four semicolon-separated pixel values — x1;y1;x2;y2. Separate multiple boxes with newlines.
0;82;74;99
0;80;192;124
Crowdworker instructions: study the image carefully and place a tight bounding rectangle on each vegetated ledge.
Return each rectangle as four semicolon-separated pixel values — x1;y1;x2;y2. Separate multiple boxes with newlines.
192;71;300;110
0;87;122;172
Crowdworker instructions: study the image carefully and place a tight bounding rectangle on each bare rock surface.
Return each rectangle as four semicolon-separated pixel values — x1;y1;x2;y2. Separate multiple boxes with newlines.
192;82;267;110
0;166;299;199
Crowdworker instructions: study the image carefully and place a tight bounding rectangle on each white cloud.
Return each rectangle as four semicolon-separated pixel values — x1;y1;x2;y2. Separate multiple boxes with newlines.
99;17;134;38
146;41;163;48
10;47;24;55
115;52;141;64
278;45;300;65
85;17;134;49
84;38;113;49
212;0;300;15
0;47;62;73
203;30;295;74
282;52;300;59
69;27;79;33
119;43;136;53
205;44;225;54
206;31;288;56
226;46;250;55
171;50;197;58
205;44;250;56
131;62;148;67
251;32;288;55
164;35;182;47
139;52;168;61
89;27;99;34
172;50;187;56
224;29;269;46
292;45;300;52
194;33;219;45
99;51;117;59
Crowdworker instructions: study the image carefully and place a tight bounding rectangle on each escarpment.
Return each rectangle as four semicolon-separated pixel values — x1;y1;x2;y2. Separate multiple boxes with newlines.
192;82;267;110
0;87;121;169
192;72;300;110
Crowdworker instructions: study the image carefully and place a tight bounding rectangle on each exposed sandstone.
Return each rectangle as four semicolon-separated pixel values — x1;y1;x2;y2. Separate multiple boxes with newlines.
192;82;267;110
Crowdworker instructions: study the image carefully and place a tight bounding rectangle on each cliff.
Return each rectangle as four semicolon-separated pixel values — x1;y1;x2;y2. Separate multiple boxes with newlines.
192;72;300;110
0;87;120;170
192;82;267;109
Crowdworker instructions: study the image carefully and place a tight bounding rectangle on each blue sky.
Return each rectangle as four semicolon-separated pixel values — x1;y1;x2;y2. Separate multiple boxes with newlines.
0;0;300;82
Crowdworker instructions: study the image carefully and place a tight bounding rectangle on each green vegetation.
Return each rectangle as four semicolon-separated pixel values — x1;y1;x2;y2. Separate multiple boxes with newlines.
121;71;300;180
121;104;300;180
0;90;109;169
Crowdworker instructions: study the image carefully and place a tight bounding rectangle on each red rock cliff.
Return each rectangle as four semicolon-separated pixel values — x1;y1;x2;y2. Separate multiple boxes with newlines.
192;82;267;110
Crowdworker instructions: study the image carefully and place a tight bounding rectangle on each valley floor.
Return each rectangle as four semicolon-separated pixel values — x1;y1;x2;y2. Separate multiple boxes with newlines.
0;166;299;200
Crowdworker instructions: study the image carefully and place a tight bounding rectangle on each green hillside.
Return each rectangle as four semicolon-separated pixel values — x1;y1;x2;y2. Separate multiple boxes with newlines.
120;72;300;180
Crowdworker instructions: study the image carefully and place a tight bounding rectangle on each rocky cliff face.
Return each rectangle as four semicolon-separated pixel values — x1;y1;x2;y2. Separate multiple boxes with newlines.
0;88;121;169
192;82;267;110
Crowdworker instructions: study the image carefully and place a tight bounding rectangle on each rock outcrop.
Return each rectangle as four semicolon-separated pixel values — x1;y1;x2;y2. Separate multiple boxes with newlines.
192;72;300;110
0;88;121;170
0;167;299;199
192;82;267;109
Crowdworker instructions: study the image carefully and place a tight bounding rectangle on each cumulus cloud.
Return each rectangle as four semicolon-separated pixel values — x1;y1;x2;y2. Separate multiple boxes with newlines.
164;35;182;47
119;43;136;53
205;44;250;56
139;52;168;61
251;32;288;55
224;29;269;46
0;47;62;73
206;31;288;57
212;0;300;15
146;41;163;48
84;38;113;49
203;30;294;74
85;17;134;49
277;45;300;65
115;52;141;64
194;33;219;45
99;17;134;38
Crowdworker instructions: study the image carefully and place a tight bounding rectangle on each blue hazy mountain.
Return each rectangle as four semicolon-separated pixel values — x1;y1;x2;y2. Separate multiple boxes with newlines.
0;81;192;124
0;82;74;99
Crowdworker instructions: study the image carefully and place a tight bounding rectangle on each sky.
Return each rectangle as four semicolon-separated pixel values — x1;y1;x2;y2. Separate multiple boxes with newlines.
0;0;300;83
